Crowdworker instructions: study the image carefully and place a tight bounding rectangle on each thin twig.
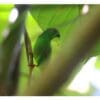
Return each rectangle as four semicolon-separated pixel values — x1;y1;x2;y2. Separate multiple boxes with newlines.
24;27;35;85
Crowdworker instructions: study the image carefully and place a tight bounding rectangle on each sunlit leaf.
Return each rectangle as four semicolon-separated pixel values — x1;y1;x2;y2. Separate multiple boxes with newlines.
0;4;14;43
29;5;81;41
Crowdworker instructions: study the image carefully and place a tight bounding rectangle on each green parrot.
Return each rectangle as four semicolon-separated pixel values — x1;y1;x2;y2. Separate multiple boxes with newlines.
33;28;60;66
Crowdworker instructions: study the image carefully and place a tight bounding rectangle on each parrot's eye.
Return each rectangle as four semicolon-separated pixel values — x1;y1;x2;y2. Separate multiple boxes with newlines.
46;28;60;38
52;29;60;38
56;33;60;37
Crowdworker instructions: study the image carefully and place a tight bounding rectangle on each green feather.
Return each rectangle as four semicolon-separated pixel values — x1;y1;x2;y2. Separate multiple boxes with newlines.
33;28;60;66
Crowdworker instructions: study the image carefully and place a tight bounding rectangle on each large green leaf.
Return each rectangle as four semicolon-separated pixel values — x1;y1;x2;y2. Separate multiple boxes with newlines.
29;5;81;41
30;5;80;29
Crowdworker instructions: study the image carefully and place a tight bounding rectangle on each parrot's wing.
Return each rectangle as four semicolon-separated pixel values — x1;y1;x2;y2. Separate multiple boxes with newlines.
33;38;51;66
38;47;51;65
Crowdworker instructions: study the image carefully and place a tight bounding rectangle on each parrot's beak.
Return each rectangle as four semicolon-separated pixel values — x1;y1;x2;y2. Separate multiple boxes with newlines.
56;29;60;38
56;33;60;38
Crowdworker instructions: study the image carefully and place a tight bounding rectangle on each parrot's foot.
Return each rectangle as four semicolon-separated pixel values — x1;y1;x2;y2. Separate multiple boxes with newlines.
28;64;38;67
28;64;36;69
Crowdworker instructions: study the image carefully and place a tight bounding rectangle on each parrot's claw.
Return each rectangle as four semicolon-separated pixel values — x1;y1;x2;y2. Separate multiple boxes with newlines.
28;64;35;68
28;64;38;68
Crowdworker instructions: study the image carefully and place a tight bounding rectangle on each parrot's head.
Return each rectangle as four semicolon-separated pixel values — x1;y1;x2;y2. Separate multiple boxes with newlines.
44;28;60;40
